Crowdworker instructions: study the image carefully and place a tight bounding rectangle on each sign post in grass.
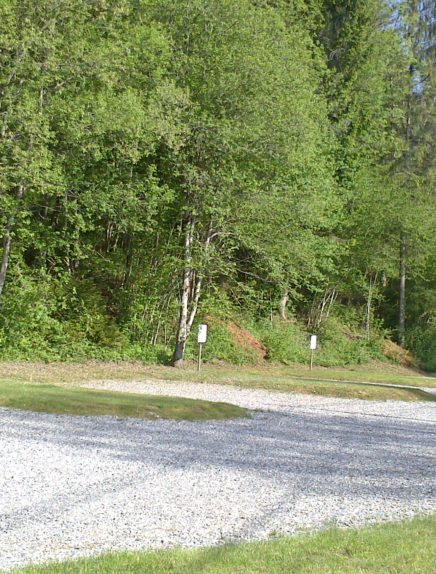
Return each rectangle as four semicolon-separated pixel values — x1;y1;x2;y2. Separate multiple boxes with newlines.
309;335;317;370
198;324;208;372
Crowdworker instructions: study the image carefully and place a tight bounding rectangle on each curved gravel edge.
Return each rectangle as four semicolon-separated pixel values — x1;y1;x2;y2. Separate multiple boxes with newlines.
77;378;436;421
0;380;434;571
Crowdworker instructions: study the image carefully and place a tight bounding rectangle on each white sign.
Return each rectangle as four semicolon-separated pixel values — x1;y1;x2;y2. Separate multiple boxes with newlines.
198;324;208;344
310;335;317;350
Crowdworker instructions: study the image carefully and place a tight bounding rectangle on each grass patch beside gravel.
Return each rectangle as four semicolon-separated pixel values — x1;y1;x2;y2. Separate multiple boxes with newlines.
10;515;436;574
0;361;434;401
0;380;247;420
144;364;436;394
196;372;436;402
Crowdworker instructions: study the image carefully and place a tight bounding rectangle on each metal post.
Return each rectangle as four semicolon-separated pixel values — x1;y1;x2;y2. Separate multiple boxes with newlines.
198;343;203;372
309;334;317;370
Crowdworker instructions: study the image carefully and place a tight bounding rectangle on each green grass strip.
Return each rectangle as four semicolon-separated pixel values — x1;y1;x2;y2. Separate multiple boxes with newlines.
0;380;247;421
11;515;436;574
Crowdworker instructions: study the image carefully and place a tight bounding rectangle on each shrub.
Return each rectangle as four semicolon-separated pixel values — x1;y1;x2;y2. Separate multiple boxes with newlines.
254;319;309;364
315;318;384;366
406;322;436;372
185;319;259;365
252;316;385;367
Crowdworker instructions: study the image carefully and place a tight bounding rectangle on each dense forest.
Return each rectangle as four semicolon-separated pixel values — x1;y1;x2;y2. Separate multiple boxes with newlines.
0;0;434;368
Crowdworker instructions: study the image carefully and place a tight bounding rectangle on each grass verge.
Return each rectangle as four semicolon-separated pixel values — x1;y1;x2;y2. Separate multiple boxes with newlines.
0;380;247;420
0;362;434;401
149;363;436;390
10;515;436;574
140;365;435;401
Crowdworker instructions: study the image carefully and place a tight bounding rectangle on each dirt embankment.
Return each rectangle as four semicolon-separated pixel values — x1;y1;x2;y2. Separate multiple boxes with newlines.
205;315;267;364
382;340;418;368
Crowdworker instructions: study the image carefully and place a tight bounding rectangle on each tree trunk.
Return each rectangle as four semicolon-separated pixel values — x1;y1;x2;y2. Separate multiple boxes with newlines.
365;272;377;340
399;235;406;347
172;339;186;366
325;287;336;320
172;218;194;367
279;289;289;320
172;220;214;367
0;228;13;299
0;185;25;300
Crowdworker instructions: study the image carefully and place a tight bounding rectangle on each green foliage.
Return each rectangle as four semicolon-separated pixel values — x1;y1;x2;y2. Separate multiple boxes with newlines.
0;273;66;361
315;318;385;366
185;320;259;366
406;323;436;372
0;0;433;366
254;320;309;364
0;273;170;362
251;316;385;367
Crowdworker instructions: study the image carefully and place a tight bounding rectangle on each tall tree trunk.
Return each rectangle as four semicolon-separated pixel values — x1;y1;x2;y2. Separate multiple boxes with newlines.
365;272;378;340
398;235;406;347
172;218;194;367
325;287;337;320
0;227;13;299
172;220;214;367
0;185;25;300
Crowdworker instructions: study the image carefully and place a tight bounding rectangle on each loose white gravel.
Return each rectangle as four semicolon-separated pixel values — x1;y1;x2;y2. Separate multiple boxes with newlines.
1;380;435;571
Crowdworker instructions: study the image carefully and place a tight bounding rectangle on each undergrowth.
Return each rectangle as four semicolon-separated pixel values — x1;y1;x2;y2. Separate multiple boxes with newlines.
0;273;422;370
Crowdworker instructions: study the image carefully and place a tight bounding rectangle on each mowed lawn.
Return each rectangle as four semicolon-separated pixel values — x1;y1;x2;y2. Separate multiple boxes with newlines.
0;379;247;420
10;515;436;574
0;361;434;402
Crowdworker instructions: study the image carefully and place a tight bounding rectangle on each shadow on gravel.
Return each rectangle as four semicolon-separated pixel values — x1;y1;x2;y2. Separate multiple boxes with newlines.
2;407;435;507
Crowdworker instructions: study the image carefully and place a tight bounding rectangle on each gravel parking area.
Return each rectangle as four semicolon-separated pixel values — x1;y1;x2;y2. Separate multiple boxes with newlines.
1;381;435;571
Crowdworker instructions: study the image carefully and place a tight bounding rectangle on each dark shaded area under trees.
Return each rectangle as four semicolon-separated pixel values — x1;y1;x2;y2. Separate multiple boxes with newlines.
0;0;434;368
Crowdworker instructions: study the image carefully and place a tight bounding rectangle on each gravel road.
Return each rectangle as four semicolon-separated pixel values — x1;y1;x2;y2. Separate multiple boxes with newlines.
1;380;435;571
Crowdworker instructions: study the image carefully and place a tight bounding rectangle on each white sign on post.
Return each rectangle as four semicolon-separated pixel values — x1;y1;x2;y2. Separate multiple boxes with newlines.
198;324;208;344
309;334;317;370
